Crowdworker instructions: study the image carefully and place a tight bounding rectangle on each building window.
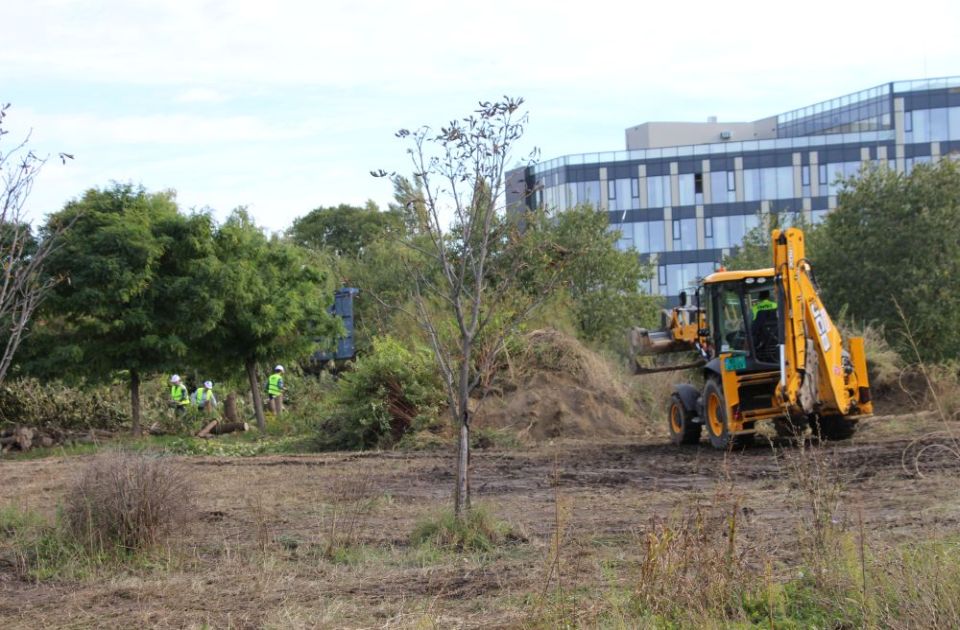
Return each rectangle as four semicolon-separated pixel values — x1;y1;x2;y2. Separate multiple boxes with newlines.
631;178;639;198
672;219;681;240
801;165;810;186
904;111;912;132
818;164;828;196
658;265;667;286
727;171;736;191
647;175;671;207
678;173;695;205
607;180;616;200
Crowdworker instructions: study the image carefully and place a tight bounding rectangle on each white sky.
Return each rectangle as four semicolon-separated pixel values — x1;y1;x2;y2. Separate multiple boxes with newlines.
2;0;959;232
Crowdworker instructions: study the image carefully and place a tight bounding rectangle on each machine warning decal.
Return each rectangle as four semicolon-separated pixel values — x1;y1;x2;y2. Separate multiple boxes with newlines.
810;302;832;352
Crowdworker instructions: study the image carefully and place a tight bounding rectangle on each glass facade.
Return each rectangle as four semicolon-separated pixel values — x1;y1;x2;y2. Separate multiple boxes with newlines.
510;77;960;303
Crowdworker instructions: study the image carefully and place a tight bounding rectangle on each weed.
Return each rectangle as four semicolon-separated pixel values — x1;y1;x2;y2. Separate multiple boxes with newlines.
317;472;377;560
64;451;196;552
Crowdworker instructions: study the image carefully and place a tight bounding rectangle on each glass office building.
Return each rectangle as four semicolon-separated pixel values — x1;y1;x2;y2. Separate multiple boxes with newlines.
507;77;960;303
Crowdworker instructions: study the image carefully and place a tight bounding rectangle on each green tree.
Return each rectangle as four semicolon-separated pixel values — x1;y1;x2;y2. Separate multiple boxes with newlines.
209;209;340;430
814;161;960;362
538;204;659;345
287;201;405;257
722;211;813;271
35;183;223;434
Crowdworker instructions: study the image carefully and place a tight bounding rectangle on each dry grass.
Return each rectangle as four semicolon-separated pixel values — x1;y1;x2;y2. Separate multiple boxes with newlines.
3;418;960;628
64;451;196;552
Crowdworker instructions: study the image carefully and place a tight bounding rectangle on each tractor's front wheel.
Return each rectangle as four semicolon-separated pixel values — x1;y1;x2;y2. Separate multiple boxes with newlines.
703;378;733;450
668;394;702;445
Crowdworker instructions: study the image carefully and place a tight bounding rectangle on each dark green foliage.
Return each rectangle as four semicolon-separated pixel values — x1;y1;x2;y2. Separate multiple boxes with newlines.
210;209;340;368
814;161;960;362
318;337;444;450
28;183;224;429
209;209;341;430
287;201;405;256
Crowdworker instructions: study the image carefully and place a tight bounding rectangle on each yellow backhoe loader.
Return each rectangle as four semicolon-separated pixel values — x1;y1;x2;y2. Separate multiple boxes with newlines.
631;227;872;448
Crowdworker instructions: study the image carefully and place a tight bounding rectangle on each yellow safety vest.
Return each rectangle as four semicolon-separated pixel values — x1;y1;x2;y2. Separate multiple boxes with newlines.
267;373;283;397
171;385;189;406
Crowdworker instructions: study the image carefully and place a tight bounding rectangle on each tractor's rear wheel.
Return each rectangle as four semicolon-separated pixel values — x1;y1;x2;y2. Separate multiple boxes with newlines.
811;415;858;441
668;394;702;445
703;378;733;450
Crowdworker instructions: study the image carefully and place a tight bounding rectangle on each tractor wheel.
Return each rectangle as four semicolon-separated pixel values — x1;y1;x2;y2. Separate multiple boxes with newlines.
668;394;702;445
811;415;858;441
703;378;733;450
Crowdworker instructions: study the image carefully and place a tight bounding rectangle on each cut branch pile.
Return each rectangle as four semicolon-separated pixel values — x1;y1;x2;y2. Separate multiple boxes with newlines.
0;425;115;453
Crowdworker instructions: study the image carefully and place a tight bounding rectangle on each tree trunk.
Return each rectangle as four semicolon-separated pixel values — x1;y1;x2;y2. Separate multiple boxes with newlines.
224;392;239;422
455;410;470;518
454;343;472;519
130;368;142;436
246;359;267;431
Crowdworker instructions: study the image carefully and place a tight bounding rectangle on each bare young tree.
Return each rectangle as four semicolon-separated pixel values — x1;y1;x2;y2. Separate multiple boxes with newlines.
0;104;72;383
386;98;554;519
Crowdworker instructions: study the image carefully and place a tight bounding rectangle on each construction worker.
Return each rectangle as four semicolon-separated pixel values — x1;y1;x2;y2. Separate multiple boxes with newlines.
267;365;285;415
752;290;777;319
193;380;218;414
168;374;190;418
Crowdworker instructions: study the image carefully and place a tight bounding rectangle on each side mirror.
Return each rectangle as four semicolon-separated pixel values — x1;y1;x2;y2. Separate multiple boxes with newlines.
698;328;711;337
678;290;687;307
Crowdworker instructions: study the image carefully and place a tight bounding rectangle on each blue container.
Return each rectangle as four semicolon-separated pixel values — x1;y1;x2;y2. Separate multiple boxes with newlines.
312;287;359;363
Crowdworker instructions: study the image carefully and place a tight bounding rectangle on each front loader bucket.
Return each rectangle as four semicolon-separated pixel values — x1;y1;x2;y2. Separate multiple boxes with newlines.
629;327;695;356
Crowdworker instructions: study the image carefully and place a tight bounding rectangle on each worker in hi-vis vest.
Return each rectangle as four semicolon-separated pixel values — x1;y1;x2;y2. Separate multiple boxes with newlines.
267;365;285;415
168;374;190;418
751;290;777;320
193;380;217;414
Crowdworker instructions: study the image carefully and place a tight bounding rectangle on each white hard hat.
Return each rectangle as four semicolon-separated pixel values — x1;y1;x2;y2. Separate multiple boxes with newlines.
274;365;284;372
204;380;213;389
170;374;181;384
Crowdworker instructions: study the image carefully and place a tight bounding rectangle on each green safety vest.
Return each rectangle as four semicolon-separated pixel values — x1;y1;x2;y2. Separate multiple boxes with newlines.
267;373;283;396
171;385;189;406
195;388;213;406
752;299;777;318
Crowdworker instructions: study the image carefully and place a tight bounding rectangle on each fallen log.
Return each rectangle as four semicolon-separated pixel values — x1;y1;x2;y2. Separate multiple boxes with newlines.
197;420;219;438
211;422;248;435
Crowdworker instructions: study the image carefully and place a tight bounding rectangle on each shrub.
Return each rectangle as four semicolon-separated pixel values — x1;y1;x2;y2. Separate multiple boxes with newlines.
64;451;196;551
318;336;444;450
0;378;127;430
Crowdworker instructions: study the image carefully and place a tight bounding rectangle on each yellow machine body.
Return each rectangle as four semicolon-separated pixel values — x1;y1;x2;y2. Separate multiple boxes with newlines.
642;227;872;448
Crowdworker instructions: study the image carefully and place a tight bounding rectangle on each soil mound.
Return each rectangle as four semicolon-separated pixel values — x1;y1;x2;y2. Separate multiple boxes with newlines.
474;328;652;442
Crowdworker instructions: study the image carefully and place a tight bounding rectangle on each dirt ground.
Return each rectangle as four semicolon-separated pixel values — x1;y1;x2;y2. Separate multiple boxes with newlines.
2;413;960;629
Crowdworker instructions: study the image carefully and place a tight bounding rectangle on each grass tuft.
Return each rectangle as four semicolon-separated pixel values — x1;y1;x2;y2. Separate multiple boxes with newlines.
411;505;521;552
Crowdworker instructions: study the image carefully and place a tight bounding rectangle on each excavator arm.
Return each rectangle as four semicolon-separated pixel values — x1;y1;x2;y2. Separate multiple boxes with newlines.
773;228;873;416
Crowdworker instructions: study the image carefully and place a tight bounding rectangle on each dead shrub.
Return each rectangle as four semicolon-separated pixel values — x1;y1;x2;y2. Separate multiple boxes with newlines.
64;451;196;552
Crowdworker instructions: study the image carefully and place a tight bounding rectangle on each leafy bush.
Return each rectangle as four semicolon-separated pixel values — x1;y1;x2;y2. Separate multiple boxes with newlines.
64;451;196;551
318;337;444;450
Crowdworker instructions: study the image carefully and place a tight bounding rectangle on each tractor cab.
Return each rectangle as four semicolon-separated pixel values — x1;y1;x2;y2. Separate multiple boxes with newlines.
699;269;779;370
